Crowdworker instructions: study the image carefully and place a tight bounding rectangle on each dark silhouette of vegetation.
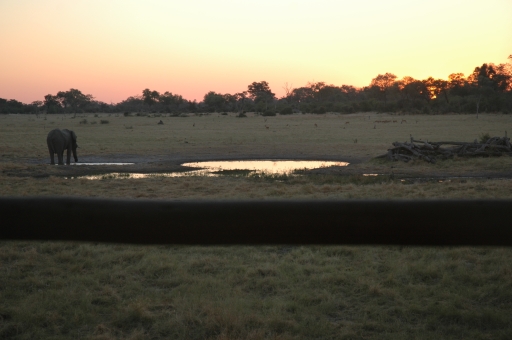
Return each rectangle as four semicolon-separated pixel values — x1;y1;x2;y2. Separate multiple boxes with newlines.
1;57;511;115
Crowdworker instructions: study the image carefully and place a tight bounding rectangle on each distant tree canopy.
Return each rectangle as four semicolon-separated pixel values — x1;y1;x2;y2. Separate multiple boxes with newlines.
2;56;511;115
56;89;93;112
142;89;160;106
0;98;30;114
247;81;275;111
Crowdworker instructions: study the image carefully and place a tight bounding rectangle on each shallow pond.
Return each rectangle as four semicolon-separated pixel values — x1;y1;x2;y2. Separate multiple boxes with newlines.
182;160;349;174
71;163;134;165
71;160;349;180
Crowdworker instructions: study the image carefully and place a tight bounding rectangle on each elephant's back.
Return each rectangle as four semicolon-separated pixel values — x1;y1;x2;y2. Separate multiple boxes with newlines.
47;129;64;144
47;129;62;139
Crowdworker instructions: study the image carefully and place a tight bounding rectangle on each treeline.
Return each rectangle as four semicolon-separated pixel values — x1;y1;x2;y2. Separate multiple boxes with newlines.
2;58;511;115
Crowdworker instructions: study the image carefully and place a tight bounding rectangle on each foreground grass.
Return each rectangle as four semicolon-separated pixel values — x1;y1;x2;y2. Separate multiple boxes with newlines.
1;243;511;339
1;168;512;199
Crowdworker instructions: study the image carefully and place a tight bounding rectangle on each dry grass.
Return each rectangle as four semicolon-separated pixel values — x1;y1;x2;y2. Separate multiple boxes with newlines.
2;172;512;200
2;111;512;161
2;111;512;200
1;112;512;339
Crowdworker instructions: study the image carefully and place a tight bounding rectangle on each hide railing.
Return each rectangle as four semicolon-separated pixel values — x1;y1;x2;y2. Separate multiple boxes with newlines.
1;197;511;246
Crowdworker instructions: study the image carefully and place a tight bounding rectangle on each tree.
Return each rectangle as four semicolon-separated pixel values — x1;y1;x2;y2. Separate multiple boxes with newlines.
289;87;314;103
282;82;294;99
55;89;93;113
369;73;397;103
423;77;449;103
403;80;430;103
44;94;60;113
247;81;275;110
203;91;226;112
468;63;511;92
233;91;248;112
159;91;183;106
142;89;160;107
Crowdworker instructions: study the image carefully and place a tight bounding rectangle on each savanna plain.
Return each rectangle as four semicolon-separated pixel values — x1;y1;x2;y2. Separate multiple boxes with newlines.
1;112;512;339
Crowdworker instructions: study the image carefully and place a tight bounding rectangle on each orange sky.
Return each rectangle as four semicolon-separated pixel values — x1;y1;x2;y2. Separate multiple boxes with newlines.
1;0;511;104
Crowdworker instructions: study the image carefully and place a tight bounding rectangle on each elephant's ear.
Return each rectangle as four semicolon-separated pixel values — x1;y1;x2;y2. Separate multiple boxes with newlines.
71;131;77;141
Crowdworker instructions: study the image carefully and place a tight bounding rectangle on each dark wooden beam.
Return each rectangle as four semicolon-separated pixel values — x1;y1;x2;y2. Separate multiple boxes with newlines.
2;197;511;246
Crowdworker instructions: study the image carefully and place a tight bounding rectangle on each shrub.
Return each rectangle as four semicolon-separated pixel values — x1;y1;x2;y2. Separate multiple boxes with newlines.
262;111;276;116
479;132;491;143
314;106;327;114
279;107;293;115
236;112;247;118
100;120;109;124
79;119;87;124
124;112;131;117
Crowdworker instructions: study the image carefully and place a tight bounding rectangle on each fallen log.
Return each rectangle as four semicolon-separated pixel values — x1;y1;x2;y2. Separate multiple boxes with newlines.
380;134;511;163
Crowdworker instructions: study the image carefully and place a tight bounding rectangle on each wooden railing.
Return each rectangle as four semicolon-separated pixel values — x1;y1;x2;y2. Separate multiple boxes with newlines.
2;197;511;246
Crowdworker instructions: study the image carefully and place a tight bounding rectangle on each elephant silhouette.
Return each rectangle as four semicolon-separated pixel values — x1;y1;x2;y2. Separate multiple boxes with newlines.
47;129;78;165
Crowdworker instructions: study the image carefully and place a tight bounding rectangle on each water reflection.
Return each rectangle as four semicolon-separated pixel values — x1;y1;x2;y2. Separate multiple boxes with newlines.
72;160;349;180
182;160;349;174
72;171;208;180
71;163;135;165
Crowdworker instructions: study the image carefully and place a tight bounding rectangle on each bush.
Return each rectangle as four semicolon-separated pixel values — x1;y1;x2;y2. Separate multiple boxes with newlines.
262;111;276;116
479;132;491;143
124;112;131;117
100;120;109;124
279;107;293;115
79;119;87;124
236;112;247;118
314;106;327;114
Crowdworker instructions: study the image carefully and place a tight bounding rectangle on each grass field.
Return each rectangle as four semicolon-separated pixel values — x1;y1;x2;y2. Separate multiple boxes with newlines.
1;112;512;339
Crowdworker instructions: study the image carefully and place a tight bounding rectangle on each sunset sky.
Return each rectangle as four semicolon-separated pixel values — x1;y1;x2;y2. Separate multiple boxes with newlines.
1;0;511;104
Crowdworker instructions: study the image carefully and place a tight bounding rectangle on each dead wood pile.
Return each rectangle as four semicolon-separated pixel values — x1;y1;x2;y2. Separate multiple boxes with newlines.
379;134;512;163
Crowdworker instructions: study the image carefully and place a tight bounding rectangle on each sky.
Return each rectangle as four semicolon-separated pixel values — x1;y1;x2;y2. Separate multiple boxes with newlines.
1;0;511;104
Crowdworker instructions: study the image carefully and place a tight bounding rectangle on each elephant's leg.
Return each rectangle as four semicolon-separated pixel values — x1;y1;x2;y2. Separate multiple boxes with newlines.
49;149;55;165
66;146;72;165
57;151;64;165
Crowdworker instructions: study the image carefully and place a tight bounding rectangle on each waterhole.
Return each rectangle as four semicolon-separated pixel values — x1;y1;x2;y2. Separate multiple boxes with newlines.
71;163;135;165
182;160;349;174
71;160;349;180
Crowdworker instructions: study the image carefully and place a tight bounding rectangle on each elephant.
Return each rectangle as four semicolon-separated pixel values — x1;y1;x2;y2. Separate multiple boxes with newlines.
47;129;78;165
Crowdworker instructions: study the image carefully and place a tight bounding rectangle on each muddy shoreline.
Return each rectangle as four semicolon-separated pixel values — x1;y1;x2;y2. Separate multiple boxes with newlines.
3;152;512;181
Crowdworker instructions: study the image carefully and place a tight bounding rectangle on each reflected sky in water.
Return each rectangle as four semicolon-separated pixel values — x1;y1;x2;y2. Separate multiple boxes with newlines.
182;160;349;174
71;163;135;165
72;160;349;180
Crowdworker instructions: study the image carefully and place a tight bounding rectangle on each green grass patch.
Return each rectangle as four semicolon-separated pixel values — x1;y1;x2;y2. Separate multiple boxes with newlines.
1;242;511;339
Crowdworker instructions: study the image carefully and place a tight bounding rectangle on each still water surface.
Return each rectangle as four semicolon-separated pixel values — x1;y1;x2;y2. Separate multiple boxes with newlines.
72;160;349;180
182;160;349;174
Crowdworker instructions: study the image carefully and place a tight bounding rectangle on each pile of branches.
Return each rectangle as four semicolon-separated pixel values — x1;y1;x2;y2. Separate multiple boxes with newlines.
380;134;512;163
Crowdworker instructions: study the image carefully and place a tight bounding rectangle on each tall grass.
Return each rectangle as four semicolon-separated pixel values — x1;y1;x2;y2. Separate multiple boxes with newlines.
1;242;511;339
